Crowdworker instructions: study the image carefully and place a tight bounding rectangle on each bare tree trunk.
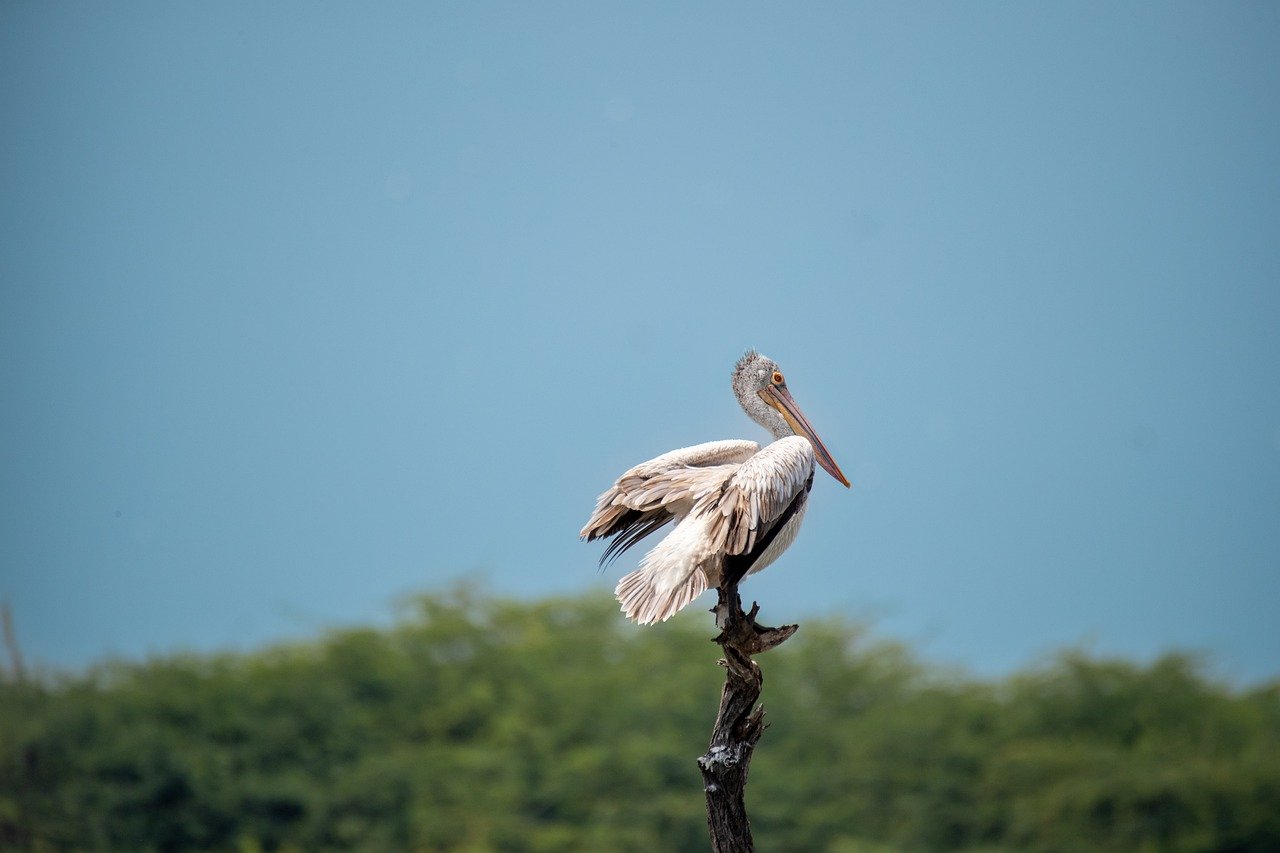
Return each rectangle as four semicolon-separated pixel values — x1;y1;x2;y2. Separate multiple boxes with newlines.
1;601;26;682
698;582;797;852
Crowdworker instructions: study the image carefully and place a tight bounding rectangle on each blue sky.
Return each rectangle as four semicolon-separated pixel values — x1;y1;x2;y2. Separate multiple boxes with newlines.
2;3;1278;681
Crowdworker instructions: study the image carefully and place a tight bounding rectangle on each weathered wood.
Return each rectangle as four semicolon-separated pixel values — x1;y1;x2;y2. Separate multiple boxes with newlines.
0;601;24;682
698;583;797;852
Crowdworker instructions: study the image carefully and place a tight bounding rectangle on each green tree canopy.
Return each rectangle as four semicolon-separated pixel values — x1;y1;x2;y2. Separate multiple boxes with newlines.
2;587;1277;851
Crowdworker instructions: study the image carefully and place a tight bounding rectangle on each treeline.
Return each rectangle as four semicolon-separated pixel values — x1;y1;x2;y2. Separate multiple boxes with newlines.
2;588;1278;851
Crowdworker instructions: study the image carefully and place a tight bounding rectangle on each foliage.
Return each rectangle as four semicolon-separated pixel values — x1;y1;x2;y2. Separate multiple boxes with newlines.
1;587;1277;851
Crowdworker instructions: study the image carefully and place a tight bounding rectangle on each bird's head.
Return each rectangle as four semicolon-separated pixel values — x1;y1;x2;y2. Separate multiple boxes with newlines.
732;350;851;487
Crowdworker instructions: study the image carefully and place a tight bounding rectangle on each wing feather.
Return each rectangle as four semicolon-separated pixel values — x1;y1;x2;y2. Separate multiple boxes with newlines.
704;436;815;558
580;439;760;567
598;510;670;567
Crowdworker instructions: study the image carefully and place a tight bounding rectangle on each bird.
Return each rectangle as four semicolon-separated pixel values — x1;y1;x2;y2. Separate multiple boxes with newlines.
580;350;850;624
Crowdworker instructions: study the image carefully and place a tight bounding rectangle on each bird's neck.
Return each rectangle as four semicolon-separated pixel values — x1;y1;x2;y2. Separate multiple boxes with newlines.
764;422;793;441
741;393;793;441
751;407;793;441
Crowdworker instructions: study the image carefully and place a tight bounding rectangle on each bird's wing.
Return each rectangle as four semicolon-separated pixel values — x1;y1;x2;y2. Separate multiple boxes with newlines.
704;436;816;557
580;439;759;564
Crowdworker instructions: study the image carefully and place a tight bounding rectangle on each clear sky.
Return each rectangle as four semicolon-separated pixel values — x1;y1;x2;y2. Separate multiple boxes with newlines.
2;3;1277;682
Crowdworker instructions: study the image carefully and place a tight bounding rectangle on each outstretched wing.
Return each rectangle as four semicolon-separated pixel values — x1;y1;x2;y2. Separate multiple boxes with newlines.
580;439;759;566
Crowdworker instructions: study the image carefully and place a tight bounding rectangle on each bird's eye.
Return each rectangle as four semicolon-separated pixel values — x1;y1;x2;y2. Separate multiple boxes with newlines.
772;371;784;385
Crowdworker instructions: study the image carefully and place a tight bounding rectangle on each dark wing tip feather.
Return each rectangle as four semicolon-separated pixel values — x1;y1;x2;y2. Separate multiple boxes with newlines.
597;510;672;572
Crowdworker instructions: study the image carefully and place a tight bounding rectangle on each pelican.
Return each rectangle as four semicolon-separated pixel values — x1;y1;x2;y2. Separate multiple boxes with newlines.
581;351;850;624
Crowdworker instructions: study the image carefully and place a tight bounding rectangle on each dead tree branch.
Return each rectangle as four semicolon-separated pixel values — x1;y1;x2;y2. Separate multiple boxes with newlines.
1;600;26;683
697;581;797;852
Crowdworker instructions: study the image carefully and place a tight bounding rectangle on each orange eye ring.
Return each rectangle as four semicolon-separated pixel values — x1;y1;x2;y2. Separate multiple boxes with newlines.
771;371;784;385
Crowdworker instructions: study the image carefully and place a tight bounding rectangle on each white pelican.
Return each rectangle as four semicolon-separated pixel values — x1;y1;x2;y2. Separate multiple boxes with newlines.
581;351;850;624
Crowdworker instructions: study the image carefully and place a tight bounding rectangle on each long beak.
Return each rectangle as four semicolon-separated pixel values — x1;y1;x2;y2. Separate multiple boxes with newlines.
759;385;851;487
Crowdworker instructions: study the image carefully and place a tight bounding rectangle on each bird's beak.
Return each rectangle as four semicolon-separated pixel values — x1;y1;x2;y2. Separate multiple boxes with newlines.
759;384;852;488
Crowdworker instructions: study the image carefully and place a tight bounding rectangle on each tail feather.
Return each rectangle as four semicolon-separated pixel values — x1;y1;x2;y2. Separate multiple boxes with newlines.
615;565;708;624
611;509;718;624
